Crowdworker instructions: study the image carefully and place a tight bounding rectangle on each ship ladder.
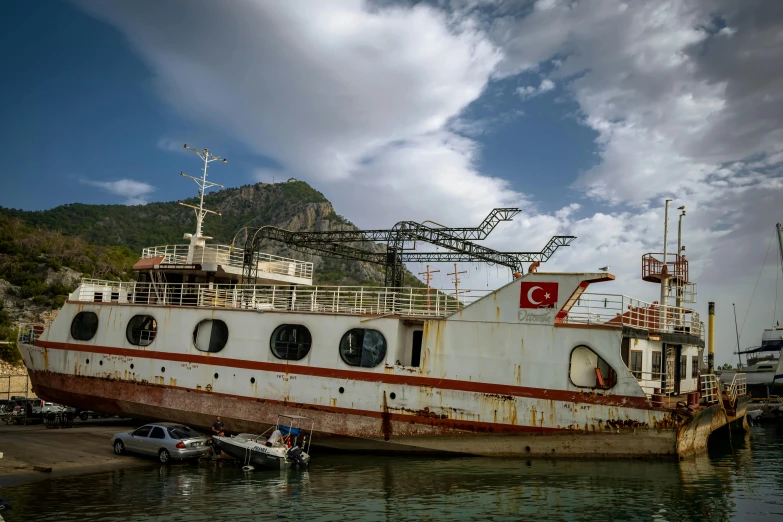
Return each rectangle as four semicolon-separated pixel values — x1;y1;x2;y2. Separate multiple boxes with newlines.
242;446;254;472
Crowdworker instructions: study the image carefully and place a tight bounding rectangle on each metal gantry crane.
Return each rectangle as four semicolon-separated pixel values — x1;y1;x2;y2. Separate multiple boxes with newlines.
239;208;576;286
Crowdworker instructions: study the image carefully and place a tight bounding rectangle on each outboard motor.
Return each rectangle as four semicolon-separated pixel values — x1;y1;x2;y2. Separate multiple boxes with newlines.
286;446;307;469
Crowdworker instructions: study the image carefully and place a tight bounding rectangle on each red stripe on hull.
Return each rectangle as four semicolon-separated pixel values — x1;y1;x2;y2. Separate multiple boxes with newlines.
27;369;682;457
28;369;561;435
36;340;655;410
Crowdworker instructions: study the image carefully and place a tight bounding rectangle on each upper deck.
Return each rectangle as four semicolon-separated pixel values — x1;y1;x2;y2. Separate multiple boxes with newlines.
71;277;702;338
139;244;314;285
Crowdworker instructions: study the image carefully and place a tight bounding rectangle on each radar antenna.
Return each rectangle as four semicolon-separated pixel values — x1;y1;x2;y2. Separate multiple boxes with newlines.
177;144;227;262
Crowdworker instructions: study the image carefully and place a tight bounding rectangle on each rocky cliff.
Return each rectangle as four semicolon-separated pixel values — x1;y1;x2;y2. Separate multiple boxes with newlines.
0;180;422;289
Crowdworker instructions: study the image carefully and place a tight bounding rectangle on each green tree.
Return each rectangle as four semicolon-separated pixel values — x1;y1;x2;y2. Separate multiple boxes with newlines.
0;306;21;365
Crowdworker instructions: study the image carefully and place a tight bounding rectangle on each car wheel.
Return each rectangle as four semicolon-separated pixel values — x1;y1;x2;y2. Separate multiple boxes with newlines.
158;449;170;464
79;411;89;421
114;440;125;455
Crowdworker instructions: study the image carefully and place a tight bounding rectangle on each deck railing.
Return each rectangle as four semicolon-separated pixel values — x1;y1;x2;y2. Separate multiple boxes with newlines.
700;374;720;405
561;293;702;338
74;279;488;318
17;324;45;345
725;373;747;405
141;244;314;281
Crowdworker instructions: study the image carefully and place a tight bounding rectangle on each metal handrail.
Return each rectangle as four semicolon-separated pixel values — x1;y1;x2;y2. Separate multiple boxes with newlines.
561;292;702;337
700;374;720;405
73;279;490;318
726;373;747;405
642;252;689;282
141;244;314;281
17;324;45;345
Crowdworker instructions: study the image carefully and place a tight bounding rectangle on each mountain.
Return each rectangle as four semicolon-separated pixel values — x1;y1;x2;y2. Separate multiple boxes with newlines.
0;180;426;363
0;181;423;287
0;214;141;363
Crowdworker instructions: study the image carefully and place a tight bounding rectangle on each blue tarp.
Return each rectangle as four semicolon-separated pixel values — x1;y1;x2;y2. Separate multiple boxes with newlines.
278;425;302;437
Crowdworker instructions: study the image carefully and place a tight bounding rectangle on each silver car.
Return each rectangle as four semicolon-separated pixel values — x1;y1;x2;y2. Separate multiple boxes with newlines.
112;422;212;464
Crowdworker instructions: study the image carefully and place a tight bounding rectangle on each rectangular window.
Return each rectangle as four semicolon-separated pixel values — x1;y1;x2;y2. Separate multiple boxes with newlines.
631;350;643;379
411;330;423;367
692;356;699;378
651;351;662;379
680;355;688;380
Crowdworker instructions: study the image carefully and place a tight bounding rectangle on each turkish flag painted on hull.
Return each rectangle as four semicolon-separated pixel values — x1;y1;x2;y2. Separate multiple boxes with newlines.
519;282;559;309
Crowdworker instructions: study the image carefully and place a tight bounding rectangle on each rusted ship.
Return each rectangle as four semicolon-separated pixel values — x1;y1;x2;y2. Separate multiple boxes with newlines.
19;146;749;458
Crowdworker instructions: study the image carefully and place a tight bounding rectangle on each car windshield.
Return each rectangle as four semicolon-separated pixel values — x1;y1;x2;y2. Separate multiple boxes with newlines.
167;426;201;439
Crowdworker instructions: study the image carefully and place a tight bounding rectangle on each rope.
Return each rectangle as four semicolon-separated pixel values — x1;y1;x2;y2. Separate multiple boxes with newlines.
717;390;735;455
775;244;780;325
740;229;775;338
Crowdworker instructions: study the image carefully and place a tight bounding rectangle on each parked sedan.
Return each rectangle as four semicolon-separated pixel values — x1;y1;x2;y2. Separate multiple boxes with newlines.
112;423;212;464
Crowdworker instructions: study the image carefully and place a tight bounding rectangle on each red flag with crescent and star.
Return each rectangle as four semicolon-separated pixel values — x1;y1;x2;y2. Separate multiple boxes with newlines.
519;282;559;309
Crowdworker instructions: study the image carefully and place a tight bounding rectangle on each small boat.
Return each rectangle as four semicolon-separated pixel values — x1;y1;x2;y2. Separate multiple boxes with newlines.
213;414;313;470
746;396;783;424
720;223;783;396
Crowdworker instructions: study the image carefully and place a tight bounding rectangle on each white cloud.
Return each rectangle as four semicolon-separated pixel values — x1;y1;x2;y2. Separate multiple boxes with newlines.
81;178;155;205
76;0;783;364
517;78;555;99
76;0;510;227
459;0;783;362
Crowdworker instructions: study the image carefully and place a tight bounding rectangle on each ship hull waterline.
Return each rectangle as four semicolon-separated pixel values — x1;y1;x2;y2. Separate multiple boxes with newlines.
25;364;747;459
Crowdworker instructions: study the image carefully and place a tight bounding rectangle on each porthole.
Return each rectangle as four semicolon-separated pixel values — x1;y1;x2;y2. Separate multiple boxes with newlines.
86;359;90;364
99;360;103;366
192;319;229;353
161;367;166;373
130;364;134;370
70;311;99;341
126;315;157;346
250;377;256;384
339;387;345;394
339;329;387;368
270;324;312;360
214;373;219;379
389;392;396;400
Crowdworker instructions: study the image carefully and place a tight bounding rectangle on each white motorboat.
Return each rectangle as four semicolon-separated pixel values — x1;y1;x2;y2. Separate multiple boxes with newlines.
213;414;313;470
721;357;782;387
720;223;783;394
746;396;783;423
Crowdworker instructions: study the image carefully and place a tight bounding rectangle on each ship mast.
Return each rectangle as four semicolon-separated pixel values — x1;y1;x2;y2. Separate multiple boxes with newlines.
659;200;672;329
178;144;227;263
777;223;783;286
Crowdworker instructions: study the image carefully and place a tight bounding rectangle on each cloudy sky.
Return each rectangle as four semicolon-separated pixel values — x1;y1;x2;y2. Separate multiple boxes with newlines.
2;0;782;364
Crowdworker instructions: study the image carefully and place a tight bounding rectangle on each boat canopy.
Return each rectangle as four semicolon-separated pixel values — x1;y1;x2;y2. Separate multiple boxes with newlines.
278;425;302;437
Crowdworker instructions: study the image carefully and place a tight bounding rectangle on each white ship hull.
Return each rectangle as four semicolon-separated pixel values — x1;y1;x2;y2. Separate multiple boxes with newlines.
20;272;745;458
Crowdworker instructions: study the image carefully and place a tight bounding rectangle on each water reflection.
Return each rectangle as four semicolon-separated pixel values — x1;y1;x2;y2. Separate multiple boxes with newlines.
3;426;783;521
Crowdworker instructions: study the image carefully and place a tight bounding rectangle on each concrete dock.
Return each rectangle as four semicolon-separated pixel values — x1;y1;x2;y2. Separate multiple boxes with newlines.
0;419;154;486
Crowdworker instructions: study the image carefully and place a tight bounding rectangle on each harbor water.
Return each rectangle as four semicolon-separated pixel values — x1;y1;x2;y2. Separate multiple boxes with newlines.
2;425;783;521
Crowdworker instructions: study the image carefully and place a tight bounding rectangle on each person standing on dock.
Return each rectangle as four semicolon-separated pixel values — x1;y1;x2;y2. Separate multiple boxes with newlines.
211;416;224;436
210;416;225;458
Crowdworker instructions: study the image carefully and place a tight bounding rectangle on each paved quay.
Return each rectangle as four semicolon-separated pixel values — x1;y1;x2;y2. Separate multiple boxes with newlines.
0;418;154;486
